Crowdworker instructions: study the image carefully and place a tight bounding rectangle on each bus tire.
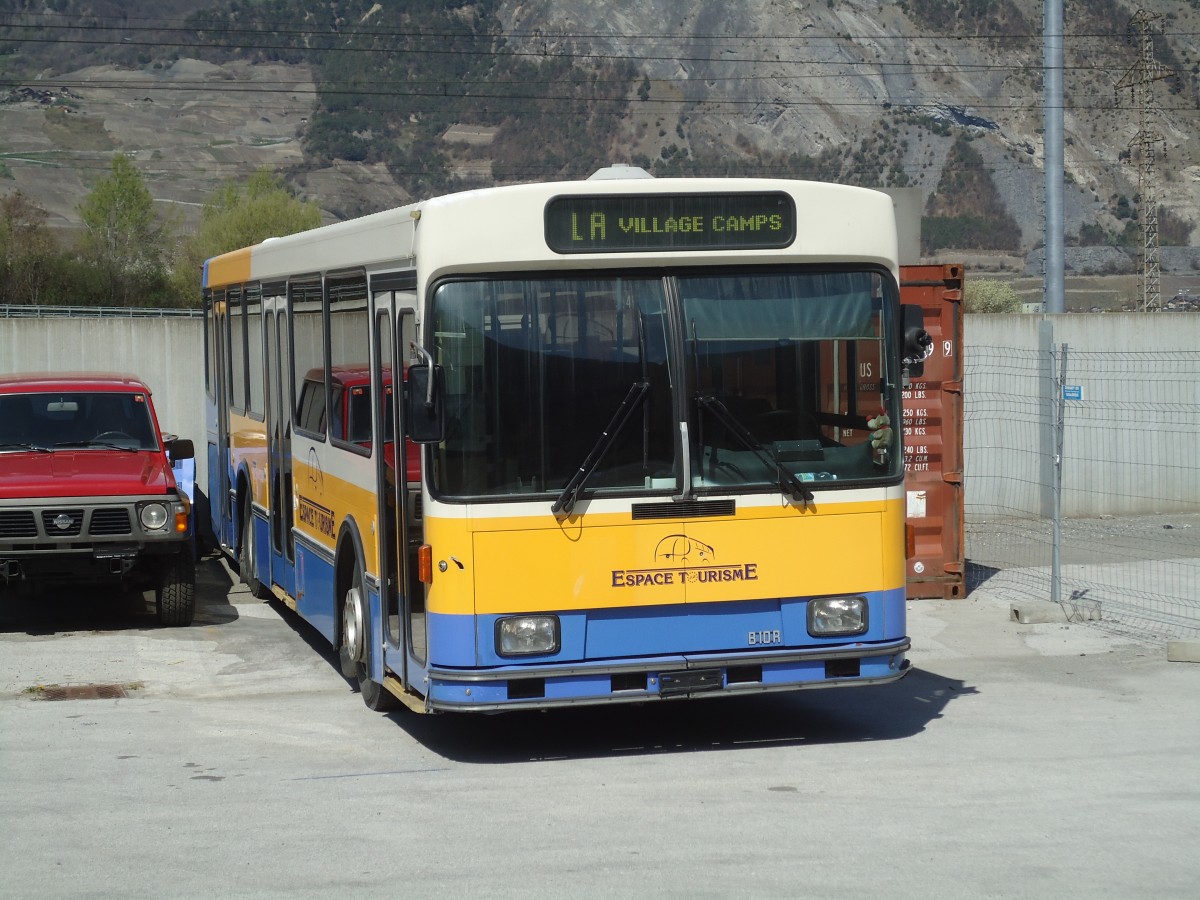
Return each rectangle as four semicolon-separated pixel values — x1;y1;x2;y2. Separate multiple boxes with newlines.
238;498;270;600
340;566;399;712
339;578;366;680
359;670;399;713
156;551;196;627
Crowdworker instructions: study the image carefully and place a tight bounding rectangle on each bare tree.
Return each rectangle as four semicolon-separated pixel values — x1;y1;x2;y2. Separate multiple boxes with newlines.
0;192;59;306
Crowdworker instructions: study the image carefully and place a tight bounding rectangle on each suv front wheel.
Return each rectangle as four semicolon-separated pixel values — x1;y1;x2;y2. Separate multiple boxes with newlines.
156;551;196;626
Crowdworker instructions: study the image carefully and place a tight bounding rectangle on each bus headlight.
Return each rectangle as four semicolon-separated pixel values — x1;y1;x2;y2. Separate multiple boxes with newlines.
496;615;560;657
139;502;169;531
807;597;868;637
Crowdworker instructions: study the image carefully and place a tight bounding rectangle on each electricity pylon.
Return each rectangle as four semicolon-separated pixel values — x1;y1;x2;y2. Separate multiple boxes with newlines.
1115;9;1176;312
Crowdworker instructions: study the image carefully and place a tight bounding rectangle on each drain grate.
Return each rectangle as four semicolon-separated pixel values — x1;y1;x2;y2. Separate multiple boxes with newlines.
33;683;132;701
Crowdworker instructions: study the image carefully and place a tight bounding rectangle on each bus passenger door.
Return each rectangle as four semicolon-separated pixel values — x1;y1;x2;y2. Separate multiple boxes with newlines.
264;295;296;595
208;296;234;551
396;308;426;669
371;287;411;689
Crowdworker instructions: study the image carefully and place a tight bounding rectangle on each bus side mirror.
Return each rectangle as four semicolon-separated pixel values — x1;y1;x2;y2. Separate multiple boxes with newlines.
405;365;446;444
900;304;932;378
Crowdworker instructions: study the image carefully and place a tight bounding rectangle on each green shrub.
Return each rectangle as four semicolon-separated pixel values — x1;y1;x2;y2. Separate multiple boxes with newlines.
964;279;1023;314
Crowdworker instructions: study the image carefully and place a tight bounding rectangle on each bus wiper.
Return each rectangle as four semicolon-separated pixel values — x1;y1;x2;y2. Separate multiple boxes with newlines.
695;395;814;506
0;442;51;453
552;381;650;517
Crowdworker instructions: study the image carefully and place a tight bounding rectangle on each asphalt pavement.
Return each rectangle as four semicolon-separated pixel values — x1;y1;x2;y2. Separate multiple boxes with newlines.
1;554;1196;899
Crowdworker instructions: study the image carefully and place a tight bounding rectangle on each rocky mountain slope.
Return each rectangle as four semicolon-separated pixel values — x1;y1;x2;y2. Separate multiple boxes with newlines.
500;0;1200;253
3;0;1199;261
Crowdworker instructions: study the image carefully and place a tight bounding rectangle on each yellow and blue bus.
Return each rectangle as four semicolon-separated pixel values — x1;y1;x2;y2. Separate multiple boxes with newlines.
202;167;927;713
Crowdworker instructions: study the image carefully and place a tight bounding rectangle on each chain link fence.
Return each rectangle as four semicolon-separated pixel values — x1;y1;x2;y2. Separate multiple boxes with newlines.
965;321;1200;641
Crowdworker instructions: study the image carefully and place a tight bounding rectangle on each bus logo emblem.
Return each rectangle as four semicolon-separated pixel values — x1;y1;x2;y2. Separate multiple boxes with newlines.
654;535;714;564
611;534;758;588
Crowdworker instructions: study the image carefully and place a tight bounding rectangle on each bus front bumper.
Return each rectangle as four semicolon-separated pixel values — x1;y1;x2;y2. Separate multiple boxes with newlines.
420;637;911;713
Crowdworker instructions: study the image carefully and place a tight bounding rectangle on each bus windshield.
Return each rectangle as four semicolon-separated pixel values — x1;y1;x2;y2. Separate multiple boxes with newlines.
681;268;899;489
432;275;674;498
430;267;898;501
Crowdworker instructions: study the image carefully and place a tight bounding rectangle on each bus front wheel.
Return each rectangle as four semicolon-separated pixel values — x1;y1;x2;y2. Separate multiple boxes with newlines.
340;572;398;712
339;581;366;679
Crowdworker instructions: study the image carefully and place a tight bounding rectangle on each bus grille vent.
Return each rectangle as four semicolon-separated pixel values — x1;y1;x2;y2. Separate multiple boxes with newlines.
631;499;735;520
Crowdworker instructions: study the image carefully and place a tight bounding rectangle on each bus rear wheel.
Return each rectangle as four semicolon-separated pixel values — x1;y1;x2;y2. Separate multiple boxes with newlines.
238;499;270;600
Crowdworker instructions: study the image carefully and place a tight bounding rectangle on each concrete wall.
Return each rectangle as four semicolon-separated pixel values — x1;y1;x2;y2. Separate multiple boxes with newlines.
964;313;1200;517
1;317;207;489
3;311;1199;519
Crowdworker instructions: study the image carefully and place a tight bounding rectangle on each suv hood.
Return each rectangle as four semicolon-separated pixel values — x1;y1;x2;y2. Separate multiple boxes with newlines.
0;450;176;499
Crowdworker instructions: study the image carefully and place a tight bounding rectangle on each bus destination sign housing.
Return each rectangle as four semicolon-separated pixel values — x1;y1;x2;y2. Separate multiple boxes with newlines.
545;192;796;253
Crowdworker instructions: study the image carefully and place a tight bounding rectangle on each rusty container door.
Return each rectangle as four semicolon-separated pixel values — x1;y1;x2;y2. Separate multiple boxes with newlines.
899;264;965;599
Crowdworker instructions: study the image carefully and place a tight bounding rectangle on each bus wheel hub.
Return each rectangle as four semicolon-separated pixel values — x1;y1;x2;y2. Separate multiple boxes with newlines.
342;586;366;664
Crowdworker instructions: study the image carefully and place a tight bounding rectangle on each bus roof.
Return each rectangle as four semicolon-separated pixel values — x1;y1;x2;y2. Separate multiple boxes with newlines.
203;175;899;292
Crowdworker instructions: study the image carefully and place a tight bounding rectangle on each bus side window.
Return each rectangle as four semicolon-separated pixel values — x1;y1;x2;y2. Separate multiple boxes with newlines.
297;379;326;435
330;384;346;440
290;280;326;438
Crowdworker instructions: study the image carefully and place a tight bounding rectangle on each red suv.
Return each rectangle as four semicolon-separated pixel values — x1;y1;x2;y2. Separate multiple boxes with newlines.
297;365;421;483
0;373;197;626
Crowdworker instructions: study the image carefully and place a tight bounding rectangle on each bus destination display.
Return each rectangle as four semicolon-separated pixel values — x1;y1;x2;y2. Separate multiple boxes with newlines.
545;192;796;253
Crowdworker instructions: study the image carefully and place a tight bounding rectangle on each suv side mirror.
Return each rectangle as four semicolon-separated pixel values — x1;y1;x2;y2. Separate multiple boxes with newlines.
168;438;195;462
405;365;446;444
900;304;933;378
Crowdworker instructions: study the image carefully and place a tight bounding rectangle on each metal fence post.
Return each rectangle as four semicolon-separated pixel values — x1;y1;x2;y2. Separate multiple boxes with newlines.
1038;320;1056;519
1051;343;1068;608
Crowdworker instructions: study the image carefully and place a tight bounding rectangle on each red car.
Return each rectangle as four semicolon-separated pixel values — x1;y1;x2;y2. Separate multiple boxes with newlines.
0;373;197;626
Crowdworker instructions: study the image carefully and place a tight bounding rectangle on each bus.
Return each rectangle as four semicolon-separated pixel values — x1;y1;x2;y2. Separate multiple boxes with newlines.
202;166;929;714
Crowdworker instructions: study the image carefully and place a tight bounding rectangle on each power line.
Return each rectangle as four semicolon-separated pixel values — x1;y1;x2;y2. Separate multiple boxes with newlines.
7;13;1200;44
6;27;1193;67
0;50;1169;84
0;144;1159;181
5;75;1197;114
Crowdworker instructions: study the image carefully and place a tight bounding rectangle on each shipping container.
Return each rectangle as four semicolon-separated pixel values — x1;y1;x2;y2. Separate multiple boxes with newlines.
900;264;965;599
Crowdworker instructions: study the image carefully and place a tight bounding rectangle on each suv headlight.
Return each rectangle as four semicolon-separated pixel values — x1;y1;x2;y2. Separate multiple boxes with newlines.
807;596;868;637
139;502;169;531
496;615;560;657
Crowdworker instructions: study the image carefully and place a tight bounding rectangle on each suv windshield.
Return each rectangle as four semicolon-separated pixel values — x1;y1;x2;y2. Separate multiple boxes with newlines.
429;267;899;501
0;391;158;451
